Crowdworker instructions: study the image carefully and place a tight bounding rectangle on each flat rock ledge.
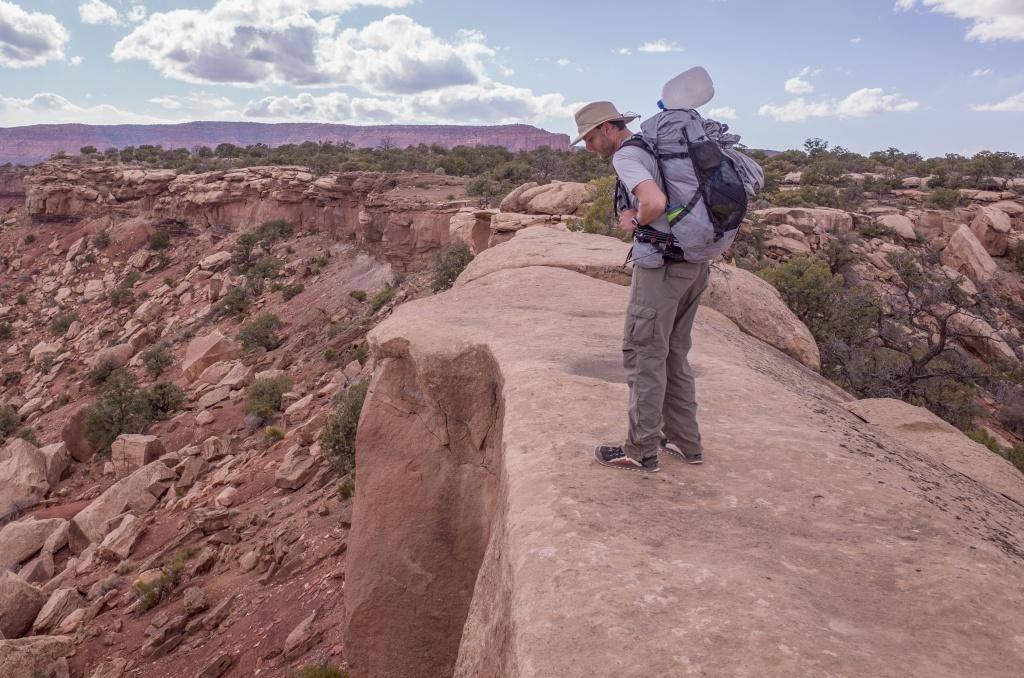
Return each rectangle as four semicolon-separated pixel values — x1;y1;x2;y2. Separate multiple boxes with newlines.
344;228;1024;678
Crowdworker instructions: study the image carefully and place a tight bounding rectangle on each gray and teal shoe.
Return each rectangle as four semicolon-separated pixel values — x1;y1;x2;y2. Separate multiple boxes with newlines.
660;438;703;464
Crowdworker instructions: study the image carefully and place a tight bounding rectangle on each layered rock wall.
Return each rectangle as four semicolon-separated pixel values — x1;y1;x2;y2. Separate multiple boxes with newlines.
24;162;484;270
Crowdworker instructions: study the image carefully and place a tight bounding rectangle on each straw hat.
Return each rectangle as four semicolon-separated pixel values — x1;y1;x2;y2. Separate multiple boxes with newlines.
570;101;638;146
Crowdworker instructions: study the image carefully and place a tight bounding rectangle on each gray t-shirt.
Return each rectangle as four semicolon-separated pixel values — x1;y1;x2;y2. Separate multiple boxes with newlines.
612;145;671;232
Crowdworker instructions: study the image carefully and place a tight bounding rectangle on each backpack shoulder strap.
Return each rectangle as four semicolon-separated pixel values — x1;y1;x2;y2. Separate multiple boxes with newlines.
615;134;672;201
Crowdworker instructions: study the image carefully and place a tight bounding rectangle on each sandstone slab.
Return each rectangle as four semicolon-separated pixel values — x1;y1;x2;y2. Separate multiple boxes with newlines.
941;224;998;283
0;439;49;518
0;635;73;677
182;330;238;381
0;518;67;569
346;229;1024;678
0;571;45;638
70;462;176;551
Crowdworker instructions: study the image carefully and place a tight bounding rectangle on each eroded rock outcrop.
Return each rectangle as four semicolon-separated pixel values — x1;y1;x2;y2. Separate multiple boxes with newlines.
346;227;1024;678
25;162;485;271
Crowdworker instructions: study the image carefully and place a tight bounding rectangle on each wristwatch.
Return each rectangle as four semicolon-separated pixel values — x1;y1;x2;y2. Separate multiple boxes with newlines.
631;215;641;229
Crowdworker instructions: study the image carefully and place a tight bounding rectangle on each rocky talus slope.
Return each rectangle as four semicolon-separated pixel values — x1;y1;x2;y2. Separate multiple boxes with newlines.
347;227;1024;677
1;160;1022;677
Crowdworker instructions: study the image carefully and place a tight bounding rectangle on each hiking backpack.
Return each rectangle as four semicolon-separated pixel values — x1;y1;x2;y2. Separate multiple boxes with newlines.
614;109;764;265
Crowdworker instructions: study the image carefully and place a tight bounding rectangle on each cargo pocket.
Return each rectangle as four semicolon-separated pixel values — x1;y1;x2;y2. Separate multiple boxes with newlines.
625;303;657;346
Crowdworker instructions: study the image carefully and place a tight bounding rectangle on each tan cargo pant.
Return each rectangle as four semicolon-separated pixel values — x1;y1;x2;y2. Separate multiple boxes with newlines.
622;260;709;461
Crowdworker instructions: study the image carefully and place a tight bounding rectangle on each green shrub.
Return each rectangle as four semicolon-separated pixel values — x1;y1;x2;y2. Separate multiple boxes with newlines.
348;344;368;365
15;293;26;305
282;283;305;301
338;474;355;501
370;287;394;312
141;343;173;377
321;381;368;474
84;252;97;264
265;426;285;442
92;230;111;249
109;288;134;308
238;313;283;350
148;229;171;250
216;286;249;318
50;311;77;337
144;383;185;420
966;428;1002;454
1009;443;1024;474
232;232;261;272
15;427;40;446
23;233;35;245
349;290;367;302
245;376;293;420
121;270;141;289
926;187;962;209
291;664;347;678
757;255;844;339
859;222;893;240
1010;241;1024;273
257;219;293;242
88;353;124;386
3;371;21;386
431;244;474;292
0;322;10;341
0;405;20;440
324;348;338;362
84;369;150;453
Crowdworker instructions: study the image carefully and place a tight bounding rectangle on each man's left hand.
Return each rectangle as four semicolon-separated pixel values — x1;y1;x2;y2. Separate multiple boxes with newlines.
619;209;637;233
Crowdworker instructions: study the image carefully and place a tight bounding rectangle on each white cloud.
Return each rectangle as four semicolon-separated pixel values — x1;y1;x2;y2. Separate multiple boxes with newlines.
971;67;992;76
0;1;70;68
112;1;496;94
127;5;147;23
784;66;820;94
759;87;919;122
0;92;170;126
70;55;83;66
148;96;182;109
555;58;570;66
612;47;632;55
708;106;737;120
850;36;863;44
971;91;1024;112
895;0;1024;42
79;0;122;26
637;40;683;53
243;83;577;125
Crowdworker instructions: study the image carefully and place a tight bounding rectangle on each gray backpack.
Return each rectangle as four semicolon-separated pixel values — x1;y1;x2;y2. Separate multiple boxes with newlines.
615;109;763;264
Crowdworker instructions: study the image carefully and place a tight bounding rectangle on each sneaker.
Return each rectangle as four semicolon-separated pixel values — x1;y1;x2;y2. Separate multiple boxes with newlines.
659;437;703;464
594;445;659;472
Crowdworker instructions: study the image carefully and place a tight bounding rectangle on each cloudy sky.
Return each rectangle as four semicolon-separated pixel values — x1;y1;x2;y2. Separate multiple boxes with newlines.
1;0;1023;155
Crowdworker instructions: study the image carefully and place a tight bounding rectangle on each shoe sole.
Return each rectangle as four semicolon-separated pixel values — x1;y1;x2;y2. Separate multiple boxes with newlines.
659;442;703;465
594;448;659;473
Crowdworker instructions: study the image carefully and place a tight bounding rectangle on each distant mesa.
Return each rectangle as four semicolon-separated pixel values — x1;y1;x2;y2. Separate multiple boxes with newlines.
0;121;571;166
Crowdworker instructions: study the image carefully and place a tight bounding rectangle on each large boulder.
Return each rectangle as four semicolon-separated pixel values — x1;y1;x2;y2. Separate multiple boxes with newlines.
61;406;95;462
274;446;318;490
0;571;45;638
110;434;166;478
940;224;998;284
702;264;821;371
39;442;70;489
0;636;74;676
914;210;963;247
753;207;854;234
90;343;134;371
69;461;176;552
969;205;1012;257
0;439;49;519
498;182;539;212
31;588;82;634
0;518;67;569
520;182;595;216
181;330;238;381
449;208;497;255
876;214;917;241
97;514;147;561
29;342;59;364
456;226;631;287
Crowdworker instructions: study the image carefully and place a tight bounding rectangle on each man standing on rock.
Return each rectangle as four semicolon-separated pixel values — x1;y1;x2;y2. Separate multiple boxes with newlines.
571;101;708;472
